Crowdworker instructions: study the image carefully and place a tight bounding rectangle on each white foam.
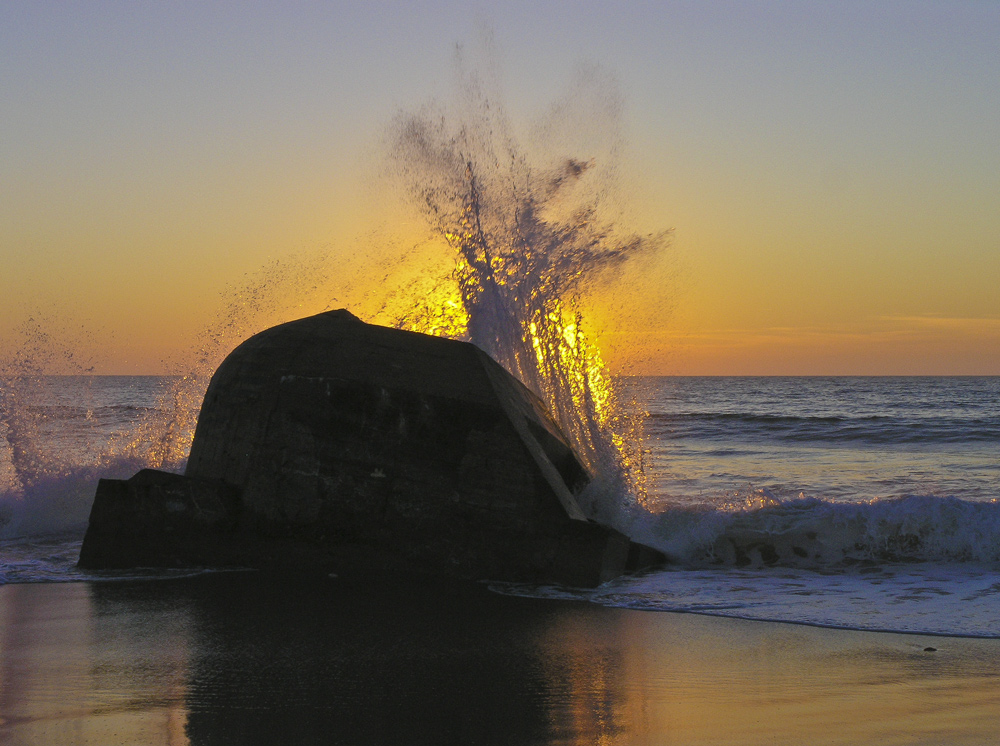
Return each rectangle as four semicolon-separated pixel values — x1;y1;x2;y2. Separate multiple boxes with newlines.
494;562;1000;638
632;491;1000;567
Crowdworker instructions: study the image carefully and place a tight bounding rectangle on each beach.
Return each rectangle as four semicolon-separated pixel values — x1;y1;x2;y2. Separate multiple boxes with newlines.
2;572;998;746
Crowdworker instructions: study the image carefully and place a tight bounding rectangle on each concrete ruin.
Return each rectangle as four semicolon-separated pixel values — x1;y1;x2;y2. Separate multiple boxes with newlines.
79;310;662;586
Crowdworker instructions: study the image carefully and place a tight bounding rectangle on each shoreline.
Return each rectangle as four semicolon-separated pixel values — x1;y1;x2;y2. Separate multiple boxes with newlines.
2;572;999;745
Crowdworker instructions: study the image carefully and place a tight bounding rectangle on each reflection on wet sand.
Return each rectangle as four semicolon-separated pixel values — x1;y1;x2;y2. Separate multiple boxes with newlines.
534;608;630;743
177;573;561;745
0;582;189;746
1;573;999;745
580;610;1000;745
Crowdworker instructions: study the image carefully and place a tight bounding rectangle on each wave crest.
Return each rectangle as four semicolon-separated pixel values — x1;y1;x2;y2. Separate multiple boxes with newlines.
633;490;1000;568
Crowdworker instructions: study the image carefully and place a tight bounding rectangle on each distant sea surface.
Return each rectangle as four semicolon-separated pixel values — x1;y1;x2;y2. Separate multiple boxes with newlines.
637;376;999;506
2;376;999;636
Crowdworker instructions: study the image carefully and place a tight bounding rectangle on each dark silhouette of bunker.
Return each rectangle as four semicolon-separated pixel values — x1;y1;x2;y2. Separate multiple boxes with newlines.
80;310;661;586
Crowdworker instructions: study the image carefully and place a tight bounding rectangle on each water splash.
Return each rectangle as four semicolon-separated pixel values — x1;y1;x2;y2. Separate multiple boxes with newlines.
0;317;103;534
0;51;670;540
386;56;669;521
0;318;92;477
106;256;333;472
0;256;333;538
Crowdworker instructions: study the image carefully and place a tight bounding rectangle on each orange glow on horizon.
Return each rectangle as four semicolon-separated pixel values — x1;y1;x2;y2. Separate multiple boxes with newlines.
599;315;1000;376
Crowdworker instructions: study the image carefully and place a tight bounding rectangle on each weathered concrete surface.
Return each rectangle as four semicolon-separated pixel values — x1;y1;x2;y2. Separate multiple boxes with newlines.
79;469;241;569
80;310;662;586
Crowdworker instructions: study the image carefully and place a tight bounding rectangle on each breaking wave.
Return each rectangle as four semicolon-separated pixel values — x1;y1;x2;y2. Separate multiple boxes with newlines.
625;489;1000;569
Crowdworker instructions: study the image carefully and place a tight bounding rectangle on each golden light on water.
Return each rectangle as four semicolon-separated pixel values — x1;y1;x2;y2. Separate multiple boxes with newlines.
528;307;612;422
105;374;204;471
386;102;665;509
389;274;470;341
397;275;616;430
392;250;647;506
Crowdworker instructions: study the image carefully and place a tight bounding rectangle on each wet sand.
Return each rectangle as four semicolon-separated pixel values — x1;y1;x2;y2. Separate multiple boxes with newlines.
1;571;998;746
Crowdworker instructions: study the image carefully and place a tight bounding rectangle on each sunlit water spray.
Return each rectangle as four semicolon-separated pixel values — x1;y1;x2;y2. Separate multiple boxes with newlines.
385;59;669;527
0;257;334;540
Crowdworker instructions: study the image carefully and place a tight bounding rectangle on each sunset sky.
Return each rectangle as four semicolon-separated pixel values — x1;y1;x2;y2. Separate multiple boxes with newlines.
2;1;998;375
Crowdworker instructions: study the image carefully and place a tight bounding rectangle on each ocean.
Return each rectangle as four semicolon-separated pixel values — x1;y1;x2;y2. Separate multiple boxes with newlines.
1;375;998;637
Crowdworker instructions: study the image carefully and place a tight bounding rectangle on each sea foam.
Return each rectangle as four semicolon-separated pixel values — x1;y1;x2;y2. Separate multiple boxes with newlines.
627;490;1000;568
